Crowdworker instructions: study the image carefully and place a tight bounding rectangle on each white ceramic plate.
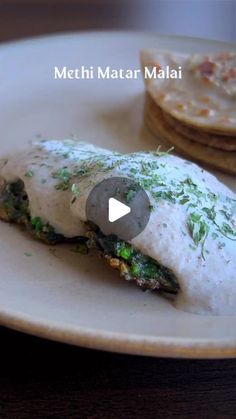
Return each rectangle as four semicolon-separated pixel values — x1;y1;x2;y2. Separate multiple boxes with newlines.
0;32;235;358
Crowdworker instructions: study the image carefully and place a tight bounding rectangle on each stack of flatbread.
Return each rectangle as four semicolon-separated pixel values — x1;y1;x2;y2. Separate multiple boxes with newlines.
141;49;236;175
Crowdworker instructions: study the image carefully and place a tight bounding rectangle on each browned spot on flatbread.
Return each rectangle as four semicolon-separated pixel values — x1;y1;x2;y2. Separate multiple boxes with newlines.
140;49;236;135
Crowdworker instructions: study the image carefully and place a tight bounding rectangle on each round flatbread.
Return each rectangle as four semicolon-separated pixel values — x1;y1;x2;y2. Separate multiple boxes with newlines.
162;110;236;151
141;49;236;135
144;93;236;175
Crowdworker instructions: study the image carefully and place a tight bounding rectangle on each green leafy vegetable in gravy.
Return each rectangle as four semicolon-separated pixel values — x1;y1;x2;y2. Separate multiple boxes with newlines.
0;179;86;245
88;229;179;294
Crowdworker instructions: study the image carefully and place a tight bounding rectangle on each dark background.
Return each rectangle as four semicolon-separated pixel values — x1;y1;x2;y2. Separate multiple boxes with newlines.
1;327;236;419
0;1;236;418
0;0;235;43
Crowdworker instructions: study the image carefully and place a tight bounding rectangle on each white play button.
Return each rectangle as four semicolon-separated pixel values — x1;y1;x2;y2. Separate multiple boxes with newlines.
86;177;151;240
108;197;131;223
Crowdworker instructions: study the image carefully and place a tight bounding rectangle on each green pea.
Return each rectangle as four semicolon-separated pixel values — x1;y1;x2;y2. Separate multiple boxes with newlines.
130;263;140;275
116;244;133;260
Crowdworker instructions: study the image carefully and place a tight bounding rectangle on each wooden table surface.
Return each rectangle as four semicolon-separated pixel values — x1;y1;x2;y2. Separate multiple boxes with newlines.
1;3;236;418
0;326;236;419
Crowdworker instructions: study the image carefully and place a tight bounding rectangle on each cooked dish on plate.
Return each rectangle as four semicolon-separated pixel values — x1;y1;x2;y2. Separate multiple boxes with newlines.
141;50;236;174
0;139;235;315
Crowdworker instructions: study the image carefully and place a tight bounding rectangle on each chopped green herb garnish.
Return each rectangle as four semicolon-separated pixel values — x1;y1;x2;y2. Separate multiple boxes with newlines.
25;170;34;178
153;190;176;203
71;183;80;197
202;206;216;220
220;222;236;239
187;212;209;257
31;216;44;234
24;252;32;257
126;185;140;204
180;197;189;205
53;167;72;191
153;146;174;157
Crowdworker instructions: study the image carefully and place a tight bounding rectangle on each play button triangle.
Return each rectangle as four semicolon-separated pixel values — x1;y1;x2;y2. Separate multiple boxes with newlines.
108;197;131;223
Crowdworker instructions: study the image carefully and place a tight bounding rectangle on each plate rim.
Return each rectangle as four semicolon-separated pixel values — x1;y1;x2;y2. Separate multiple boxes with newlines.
0;309;236;359
1;29;236;51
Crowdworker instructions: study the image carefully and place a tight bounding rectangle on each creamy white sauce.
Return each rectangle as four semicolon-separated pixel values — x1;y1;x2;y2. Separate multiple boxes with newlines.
0;140;114;237
1;139;236;315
